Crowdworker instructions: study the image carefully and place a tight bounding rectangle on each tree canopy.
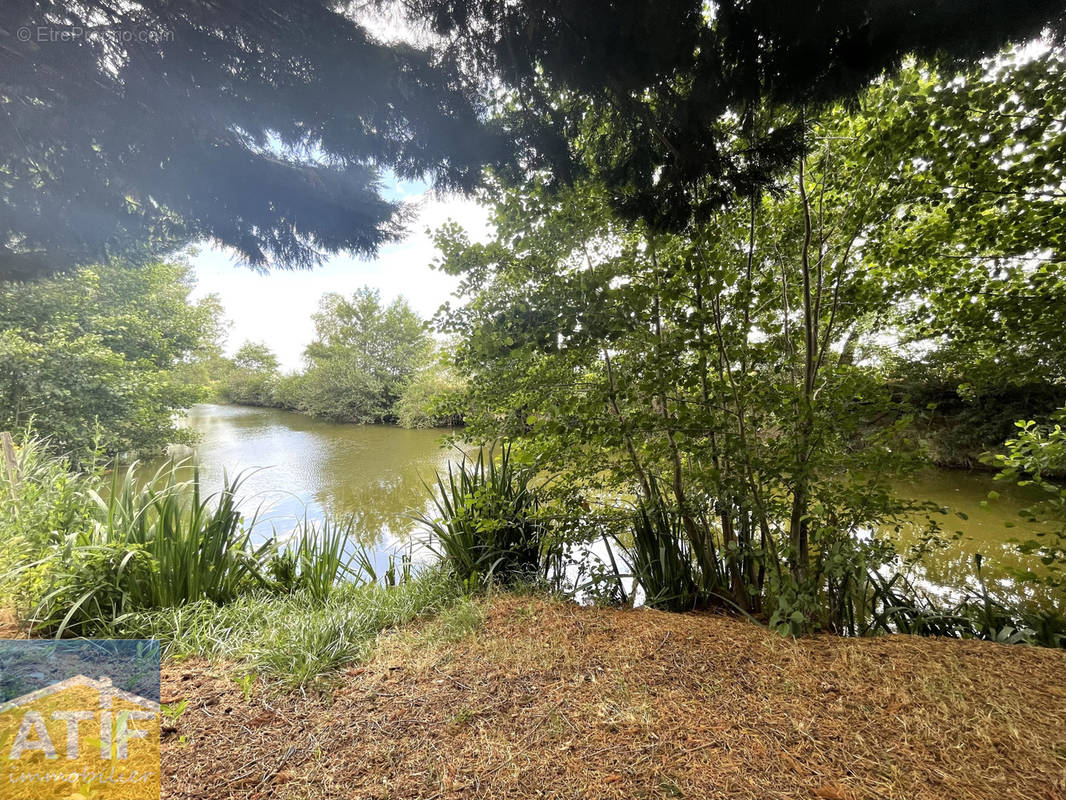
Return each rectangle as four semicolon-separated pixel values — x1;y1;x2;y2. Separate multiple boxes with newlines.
0;260;222;456
0;0;503;280
431;43;1066;626
213;287;438;425
6;2;1064;281
401;0;1066;230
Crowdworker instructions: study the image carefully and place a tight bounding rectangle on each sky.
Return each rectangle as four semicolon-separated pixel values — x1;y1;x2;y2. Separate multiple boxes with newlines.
188;179;492;371
187;8;493;372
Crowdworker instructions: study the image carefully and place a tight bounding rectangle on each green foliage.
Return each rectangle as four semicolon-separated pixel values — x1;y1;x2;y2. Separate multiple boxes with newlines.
0;436;96;618
852;49;1066;458
215;341;283;407
216;287;442;426
26;464;268;636
0;261;223;457
430;45;1066;635
395;347;468;428
0;442;391;639
861;558;1065;648
984;410;1066;592
267;516;368;605
2;2;498;279
416;444;555;586
434;160;917;632
295;287;434;423
0;437;93;562
626;495;705;613
0;437;474;685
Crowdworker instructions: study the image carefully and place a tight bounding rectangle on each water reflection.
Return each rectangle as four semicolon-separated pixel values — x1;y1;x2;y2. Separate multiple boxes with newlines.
882;469;1062;608
169;406;1060;607
161;404;466;552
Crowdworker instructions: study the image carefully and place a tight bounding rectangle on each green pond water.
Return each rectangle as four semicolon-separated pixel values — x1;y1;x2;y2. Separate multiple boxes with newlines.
166;404;466;557
172;404;1060;608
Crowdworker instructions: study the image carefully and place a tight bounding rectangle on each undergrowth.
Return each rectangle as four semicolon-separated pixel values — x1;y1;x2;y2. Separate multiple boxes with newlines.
117;567;465;687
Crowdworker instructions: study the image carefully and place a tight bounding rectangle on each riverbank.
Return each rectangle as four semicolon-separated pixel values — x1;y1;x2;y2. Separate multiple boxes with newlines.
162;403;1057;608
161;594;1066;800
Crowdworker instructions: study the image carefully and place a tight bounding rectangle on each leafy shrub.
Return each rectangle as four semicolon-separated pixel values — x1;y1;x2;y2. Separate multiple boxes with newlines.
984;412;1066;591
416;443;554;586
0;435;95;616
395;354;467;428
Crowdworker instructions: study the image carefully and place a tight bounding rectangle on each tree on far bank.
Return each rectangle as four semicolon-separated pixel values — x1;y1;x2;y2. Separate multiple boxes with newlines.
395;345;467;428
216;341;282;408
289;287;433;423
0;261;222;457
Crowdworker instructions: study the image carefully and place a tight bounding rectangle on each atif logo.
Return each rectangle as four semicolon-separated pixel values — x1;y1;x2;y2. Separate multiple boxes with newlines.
0;644;160;800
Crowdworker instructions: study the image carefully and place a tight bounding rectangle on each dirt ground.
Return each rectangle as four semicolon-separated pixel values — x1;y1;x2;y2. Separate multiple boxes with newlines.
160;595;1066;800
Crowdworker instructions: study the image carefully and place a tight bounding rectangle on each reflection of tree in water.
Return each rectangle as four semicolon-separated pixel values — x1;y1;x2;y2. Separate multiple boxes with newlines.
309;428;470;548
884;511;1062;610
159;407;473;555
316;474;434;547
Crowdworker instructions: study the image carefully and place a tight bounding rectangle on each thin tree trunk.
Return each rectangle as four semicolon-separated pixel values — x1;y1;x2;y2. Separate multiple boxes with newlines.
789;141;816;582
603;347;653;500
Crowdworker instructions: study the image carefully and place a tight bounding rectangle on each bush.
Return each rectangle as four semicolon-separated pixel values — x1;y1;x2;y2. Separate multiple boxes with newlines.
395;356;467;428
416;443;555;586
0;435;95;617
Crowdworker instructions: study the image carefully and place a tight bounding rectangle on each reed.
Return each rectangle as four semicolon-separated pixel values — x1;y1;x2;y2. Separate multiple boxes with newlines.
28;463;268;635
415;443;550;585
268;514;367;604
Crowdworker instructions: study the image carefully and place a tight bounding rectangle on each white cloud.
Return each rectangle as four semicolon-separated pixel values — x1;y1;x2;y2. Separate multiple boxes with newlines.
189;190;492;371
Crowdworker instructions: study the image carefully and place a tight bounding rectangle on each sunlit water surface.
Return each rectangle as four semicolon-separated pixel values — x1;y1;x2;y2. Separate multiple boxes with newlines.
166;404;1060;607
157;404;466;571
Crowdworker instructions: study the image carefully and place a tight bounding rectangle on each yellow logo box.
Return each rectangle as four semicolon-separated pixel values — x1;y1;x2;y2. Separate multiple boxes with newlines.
0;640;160;800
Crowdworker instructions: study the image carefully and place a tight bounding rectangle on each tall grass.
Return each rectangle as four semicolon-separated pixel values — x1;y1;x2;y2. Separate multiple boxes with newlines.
0;436;475;686
618;478;734;613
0;439;393;640
26;464;268;635
415;443;553;585
118;568;465;686
0;436;94;570
267;514;375;604
627;498;702;611
619;478;1066;648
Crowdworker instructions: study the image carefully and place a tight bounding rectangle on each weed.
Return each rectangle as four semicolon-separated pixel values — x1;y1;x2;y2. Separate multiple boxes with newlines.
415;443;554;586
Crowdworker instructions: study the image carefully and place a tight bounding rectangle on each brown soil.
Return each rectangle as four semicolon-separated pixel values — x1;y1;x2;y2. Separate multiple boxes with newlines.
160;596;1066;800
0;608;22;638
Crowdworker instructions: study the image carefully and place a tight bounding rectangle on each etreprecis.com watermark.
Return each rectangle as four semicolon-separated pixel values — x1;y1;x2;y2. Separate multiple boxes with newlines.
16;25;174;44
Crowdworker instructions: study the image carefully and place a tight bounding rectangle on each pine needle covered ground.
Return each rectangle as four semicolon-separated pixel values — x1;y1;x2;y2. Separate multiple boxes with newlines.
160;595;1066;800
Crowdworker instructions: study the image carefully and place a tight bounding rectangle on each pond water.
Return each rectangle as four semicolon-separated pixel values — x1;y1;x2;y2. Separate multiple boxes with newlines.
882;469;1059;609
171;404;1059;608
164;404;466;565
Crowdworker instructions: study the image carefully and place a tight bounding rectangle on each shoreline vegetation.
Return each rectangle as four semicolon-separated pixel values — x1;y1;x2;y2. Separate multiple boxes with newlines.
211;287;466;430
2;437;1062;664
2;438;1064;798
